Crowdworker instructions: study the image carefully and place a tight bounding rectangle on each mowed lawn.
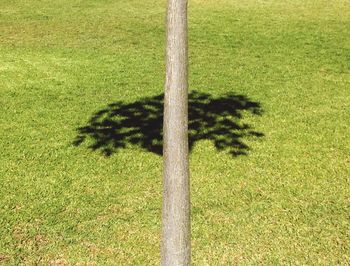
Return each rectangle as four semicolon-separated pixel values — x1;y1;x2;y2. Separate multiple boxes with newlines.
1;0;349;264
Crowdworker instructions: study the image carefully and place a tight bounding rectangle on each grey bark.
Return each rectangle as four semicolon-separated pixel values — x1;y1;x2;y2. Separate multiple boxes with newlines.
161;0;190;265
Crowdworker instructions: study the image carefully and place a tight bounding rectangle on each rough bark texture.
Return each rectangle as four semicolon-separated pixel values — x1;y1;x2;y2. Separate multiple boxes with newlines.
162;0;190;265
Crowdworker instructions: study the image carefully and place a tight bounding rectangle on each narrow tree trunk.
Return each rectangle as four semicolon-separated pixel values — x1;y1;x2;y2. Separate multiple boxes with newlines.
162;0;190;265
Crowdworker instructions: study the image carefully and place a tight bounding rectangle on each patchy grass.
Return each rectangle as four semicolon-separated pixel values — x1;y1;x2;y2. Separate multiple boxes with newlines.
0;0;349;264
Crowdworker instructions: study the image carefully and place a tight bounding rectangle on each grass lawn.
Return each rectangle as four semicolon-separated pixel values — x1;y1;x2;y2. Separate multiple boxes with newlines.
1;0;349;264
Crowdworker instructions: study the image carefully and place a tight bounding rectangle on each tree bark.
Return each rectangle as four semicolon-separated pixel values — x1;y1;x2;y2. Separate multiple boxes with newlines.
162;0;190;265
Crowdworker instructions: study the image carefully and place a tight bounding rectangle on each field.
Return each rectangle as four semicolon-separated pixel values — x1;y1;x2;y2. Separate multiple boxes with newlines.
1;0;349;264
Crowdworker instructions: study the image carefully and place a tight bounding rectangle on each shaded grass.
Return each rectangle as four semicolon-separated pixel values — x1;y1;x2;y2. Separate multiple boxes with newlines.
0;0;349;264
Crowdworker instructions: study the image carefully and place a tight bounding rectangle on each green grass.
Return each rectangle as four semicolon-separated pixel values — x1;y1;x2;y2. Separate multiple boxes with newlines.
1;0;350;264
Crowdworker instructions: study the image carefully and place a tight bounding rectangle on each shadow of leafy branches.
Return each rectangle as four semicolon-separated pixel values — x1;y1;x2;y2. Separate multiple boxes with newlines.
73;90;263;156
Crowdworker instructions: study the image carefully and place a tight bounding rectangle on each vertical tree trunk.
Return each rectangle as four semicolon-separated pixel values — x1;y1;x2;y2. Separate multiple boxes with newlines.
162;0;190;265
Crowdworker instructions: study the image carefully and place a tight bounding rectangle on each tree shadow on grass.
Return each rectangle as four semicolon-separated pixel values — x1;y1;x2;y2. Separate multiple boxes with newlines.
73;90;264;157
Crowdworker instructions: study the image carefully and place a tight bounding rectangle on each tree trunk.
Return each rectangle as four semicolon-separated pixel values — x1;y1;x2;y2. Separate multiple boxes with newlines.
162;0;190;265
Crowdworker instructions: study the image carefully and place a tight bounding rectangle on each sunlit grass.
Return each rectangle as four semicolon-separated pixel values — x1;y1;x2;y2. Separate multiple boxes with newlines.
0;0;349;264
